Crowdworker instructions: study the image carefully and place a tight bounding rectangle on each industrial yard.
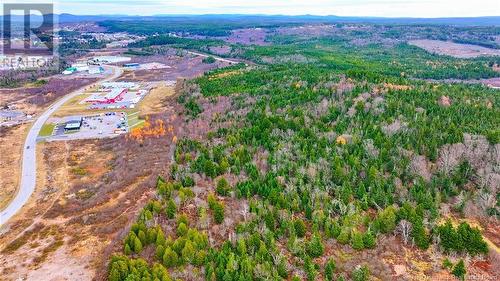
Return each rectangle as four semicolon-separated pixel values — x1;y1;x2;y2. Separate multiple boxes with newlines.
83;81;150;110
38;78;173;142
39;80;160;141
42;112;128;141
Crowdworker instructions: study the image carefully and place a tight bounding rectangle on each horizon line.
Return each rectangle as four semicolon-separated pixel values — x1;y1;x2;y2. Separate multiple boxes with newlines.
2;13;500;19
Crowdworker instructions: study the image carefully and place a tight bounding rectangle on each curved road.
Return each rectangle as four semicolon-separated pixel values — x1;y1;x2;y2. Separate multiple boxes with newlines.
186;50;244;65
0;65;122;226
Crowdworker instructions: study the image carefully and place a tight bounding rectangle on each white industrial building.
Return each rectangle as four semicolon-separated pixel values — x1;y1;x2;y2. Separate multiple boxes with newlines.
90;56;131;64
71;63;89;72
101;82;138;89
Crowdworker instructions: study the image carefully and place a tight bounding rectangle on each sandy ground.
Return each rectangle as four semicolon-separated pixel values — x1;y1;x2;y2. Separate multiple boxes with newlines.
408;39;500;58
0;143;53;278
0;142;111;280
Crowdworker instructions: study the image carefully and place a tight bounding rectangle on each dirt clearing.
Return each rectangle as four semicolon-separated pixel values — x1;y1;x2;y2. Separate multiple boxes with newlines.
409;39;500;58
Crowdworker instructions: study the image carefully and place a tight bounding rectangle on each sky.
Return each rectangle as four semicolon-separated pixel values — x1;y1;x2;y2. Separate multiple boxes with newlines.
3;0;500;18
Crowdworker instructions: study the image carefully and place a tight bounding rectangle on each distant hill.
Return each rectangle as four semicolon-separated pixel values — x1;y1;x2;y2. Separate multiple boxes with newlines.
1;14;499;26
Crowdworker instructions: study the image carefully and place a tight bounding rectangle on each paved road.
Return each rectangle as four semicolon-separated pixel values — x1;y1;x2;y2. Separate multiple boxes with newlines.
186;50;244;65
0;65;122;226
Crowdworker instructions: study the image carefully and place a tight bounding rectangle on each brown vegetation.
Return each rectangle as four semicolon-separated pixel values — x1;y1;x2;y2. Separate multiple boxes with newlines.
0;85;237;280
0;124;29;209
0;77;98;107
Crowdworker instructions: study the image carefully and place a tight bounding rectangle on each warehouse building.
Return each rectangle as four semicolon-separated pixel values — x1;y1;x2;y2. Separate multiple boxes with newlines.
86;88;128;104
64;119;82;131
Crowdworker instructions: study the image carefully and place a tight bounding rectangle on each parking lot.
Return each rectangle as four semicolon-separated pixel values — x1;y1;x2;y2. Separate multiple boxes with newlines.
48;112;128;141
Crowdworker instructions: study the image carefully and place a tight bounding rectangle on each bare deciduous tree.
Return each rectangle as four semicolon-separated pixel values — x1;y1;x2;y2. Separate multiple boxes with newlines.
395;220;412;245
463;134;489;168
382;119;407;136
363;139;380;158
476;191;496;216
409;155;432;182
240;201;249;221
335;76;355;98
437;143;465;175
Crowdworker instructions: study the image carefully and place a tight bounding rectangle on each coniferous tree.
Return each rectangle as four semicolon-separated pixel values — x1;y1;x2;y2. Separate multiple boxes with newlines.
337;227;351;245
147;228;158;244
452;260;466;281
412;220;429;250
351;230;365;250
216;177;230;196
124;244;132;255
108;267;121;281
294;219;307;238
156;228;166;246
377;206;396;233
156;245;165;260
177;213;189;226
193;250;207;266
177;222;188;237
166;199;177;219
163;247;178;268
437;220;456;253
325;258;336;281
213;201;225;224
138;230;147;245
182;240;196;264
133;236;143;253
363;230;376;249
307;233;324;257
352;265;370;281
304;257;317;281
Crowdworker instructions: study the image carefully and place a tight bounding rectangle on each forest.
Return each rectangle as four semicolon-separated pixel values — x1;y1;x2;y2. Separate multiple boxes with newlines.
102;17;500;50
106;23;499;281
99;16;307;37
128;29;500;81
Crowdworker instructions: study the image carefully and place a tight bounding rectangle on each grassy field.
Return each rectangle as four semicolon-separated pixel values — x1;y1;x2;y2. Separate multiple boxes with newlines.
127;111;145;129
39;123;56;137
52;94;92;117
